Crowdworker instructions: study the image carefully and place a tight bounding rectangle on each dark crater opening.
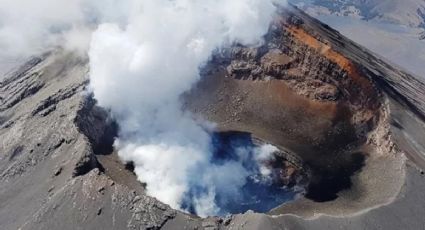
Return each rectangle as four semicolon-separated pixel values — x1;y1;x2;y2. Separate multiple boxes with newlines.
92;118;119;156
182;131;306;215
306;152;366;202
124;161;136;173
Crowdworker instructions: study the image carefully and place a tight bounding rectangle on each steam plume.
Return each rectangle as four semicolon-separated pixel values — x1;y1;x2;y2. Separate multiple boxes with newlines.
89;0;282;216
0;0;285;216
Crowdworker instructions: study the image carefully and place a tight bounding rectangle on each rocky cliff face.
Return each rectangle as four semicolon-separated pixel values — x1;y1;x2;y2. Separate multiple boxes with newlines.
1;5;425;230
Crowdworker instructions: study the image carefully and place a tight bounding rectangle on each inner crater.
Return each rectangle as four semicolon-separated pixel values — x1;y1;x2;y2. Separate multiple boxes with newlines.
181;22;382;214
91;18;384;216
180;131;307;215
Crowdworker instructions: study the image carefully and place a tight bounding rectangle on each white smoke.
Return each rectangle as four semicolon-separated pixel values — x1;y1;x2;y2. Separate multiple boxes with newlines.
254;144;278;179
0;0;84;58
0;0;285;216
0;0;131;76
89;0;283;216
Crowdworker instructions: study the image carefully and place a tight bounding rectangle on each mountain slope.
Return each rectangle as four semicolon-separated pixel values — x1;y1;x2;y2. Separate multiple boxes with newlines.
289;0;425;79
291;0;425;28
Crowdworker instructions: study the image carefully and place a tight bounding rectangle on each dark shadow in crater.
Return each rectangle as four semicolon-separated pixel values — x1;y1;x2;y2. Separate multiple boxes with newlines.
296;105;369;202
124;161;135;172
306;152;366;202
92;119;118;156
75;96;119;157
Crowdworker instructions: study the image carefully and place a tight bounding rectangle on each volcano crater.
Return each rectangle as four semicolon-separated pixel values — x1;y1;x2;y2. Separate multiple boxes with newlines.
182;19;385;214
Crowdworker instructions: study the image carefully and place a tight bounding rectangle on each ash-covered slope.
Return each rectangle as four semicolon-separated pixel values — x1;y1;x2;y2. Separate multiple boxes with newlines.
289;0;425;79
0;52;178;230
1;5;425;230
291;0;425;29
